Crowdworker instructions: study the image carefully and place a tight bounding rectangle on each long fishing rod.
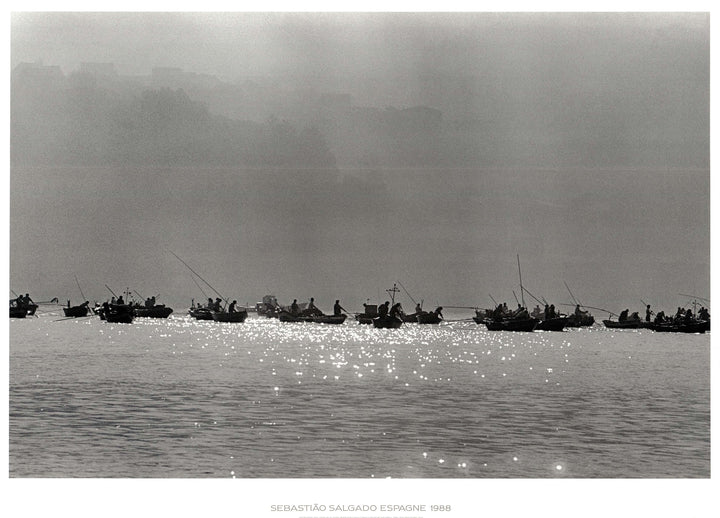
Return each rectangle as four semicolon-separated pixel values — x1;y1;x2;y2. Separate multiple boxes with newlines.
489;294;498;306
396;280;419;307
563;281;580;307
105;284;118;298
559;302;617;317
168;249;227;304
517;254;525;308
521;286;545;307
512;290;519;306
190;273;210;300
75;275;86;301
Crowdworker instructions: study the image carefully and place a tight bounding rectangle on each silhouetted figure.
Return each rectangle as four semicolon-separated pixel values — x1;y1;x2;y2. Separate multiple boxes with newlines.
378;301;390;318
229;300;237;314
619;309;629;322
117;296;125;305
645;305;653;322
334;300;346;317
291;299;299;315
434;306;444;320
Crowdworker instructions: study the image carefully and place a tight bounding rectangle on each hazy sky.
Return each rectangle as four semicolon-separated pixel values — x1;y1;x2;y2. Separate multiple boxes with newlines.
9;12;710;315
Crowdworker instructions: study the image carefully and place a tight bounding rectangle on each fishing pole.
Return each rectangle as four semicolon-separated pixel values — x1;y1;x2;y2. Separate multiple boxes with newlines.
559;303;617;317
489;294;498;306
105;285;118;298
167;249;228;304
512;290;519;306
521;286;545;307
563;281;581;307
396;280;419;307
75;275;86;301
516;254;525;308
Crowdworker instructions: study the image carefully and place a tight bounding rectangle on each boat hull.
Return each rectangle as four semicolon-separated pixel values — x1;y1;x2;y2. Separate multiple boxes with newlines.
416;312;442;324
211;311;248;323
134;306;174;318
652;320;709;333
483;318;539;332
189;308;214;320
63;305;90;318
536;317;568;331
372;316;403;329
603;319;648;329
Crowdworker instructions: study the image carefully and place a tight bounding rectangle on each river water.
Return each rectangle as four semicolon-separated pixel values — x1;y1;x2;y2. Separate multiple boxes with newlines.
9;312;710;478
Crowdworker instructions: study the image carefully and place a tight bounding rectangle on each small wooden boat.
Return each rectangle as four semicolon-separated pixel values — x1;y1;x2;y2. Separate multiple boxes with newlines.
63;303;90;318
211;310;248;323
10;301;26;318
566;313;595;327
603;319;644;329
104;304;134;324
652;320;709;333
535;317;569;331
373;315;403;329
416;312;442;324
134;305;174;318
483;317;539;332
279;311;346;324
189;307;214;320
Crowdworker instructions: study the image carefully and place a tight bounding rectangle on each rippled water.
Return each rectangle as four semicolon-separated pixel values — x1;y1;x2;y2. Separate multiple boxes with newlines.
9;313;710;478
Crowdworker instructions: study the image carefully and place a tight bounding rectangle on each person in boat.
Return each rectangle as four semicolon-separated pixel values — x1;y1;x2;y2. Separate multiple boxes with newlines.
574;305;588;316
698;307;710;321
378;301;390;319
512;305;530;319
306;297;322;316
531;305;543;319
629;311;640;321
389;302;403;319
684;308;694;323
434;306;444;320
674;307;684;321
618;309;629;322
228;300;238;314
654;311;666;324
291;299;299;316
333;300;347;317
116;295;125;305
645;305;653;322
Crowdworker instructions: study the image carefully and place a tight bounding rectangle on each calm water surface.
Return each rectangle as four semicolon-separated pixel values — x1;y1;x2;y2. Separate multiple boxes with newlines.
9;313;710;478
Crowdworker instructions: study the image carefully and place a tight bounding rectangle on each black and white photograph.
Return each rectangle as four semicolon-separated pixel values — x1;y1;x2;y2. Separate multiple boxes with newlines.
5;6;715;518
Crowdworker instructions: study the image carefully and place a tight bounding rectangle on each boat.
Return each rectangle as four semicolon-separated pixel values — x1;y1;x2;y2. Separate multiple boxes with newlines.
278;311;346;324
63;302;90;318
566;313;595;327
483;317;539;332
602;319;645;329
9;299;26;318
416;311;442;324
133;305;174;318
104;304;134;324
189;307;214;320
535;316;569;331
652;320;709;333
256;295;280;318
211;310;248;323
355;303;379;324
372;315;403;329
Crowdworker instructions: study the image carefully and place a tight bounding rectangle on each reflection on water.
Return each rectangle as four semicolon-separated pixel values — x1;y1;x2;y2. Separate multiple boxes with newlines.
9;315;710;477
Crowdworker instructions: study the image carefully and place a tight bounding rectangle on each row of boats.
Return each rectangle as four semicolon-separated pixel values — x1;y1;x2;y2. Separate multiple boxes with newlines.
10;288;710;334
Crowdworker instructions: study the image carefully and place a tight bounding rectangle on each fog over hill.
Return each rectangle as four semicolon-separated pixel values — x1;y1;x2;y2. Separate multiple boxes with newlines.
10;12;709;314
